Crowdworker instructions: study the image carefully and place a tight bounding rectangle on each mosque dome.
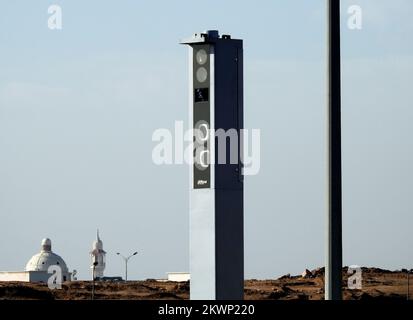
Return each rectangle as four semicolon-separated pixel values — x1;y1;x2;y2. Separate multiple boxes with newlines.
25;238;69;273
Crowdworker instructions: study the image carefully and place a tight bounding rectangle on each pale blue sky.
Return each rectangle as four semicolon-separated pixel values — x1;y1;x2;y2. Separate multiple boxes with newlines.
0;0;412;280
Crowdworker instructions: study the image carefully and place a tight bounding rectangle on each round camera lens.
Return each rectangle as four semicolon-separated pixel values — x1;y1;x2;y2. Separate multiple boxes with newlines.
196;67;208;83
196;49;208;65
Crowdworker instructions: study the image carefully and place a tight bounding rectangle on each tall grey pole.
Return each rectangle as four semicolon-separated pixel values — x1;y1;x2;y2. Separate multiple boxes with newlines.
125;259;128;281
326;0;343;300
91;262;97;300
407;269;410;300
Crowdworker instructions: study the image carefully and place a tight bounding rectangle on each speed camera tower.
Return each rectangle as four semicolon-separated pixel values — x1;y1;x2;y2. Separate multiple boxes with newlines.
181;30;244;300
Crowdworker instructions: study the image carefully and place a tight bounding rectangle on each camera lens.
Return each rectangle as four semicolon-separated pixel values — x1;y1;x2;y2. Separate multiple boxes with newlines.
196;67;208;83
196;49;208;65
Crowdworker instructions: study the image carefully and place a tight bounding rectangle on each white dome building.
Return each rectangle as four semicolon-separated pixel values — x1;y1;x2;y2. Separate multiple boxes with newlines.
25;238;70;280
0;238;72;283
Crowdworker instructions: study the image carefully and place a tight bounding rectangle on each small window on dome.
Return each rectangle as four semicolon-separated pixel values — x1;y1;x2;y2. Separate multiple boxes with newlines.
56;262;59;265
42;262;45;264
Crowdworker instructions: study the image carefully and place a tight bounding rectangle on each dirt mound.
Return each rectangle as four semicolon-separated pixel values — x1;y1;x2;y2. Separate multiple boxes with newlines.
0;267;409;300
0;283;54;300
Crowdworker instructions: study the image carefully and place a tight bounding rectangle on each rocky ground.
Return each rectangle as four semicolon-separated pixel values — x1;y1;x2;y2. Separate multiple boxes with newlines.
0;267;411;300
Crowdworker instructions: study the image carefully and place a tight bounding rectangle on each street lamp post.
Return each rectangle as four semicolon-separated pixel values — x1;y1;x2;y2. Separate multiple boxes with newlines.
91;261;98;300
326;0;343;301
407;269;413;300
117;251;138;281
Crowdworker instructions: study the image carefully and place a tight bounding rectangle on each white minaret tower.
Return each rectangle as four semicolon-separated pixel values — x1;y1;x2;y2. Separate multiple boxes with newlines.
90;230;106;279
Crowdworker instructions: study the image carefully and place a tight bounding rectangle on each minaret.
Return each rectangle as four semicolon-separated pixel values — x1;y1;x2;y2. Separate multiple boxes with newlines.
90;230;106;279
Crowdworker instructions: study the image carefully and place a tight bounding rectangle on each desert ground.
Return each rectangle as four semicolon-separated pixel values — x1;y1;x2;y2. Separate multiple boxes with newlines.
0;267;411;300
